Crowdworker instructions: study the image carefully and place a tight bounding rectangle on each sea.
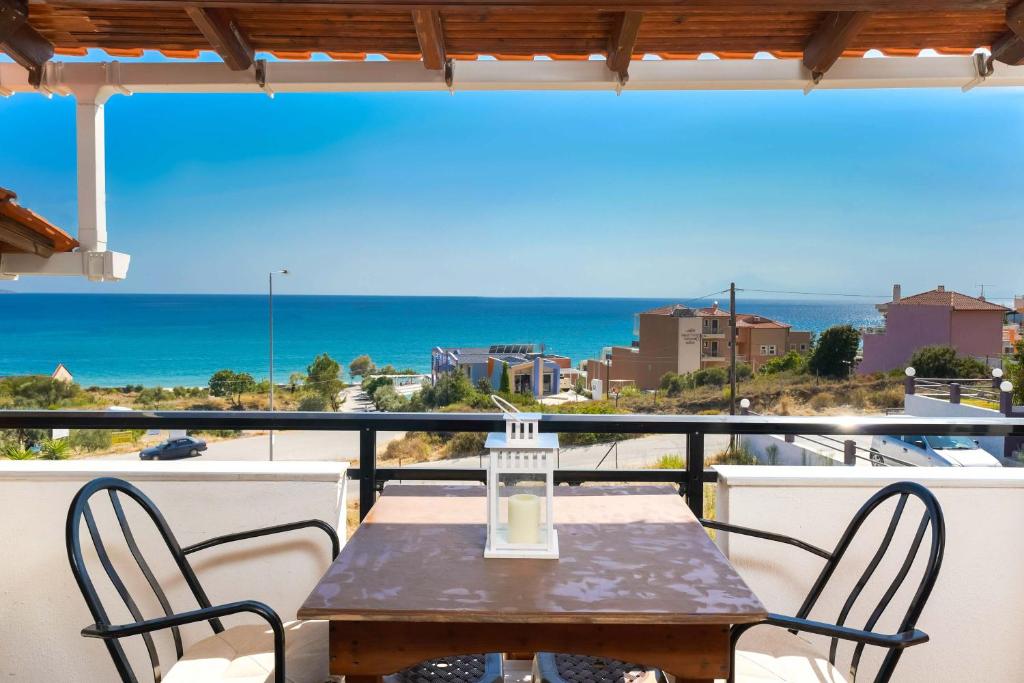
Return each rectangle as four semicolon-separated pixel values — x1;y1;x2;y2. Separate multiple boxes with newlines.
0;294;883;387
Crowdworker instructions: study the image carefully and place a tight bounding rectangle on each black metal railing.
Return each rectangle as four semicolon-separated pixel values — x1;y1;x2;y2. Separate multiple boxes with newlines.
2;410;1023;520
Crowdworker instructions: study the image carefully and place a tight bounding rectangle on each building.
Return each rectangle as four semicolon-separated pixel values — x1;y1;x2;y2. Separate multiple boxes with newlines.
431;344;570;398
50;363;73;384
859;285;1011;374
586;303;812;391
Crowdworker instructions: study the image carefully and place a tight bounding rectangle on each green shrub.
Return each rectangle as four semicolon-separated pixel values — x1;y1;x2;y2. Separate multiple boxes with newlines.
0;375;81;409
40;438;71;460
446;432;487;457
297;393;328;411
2;442;36;459
759;350;807;375
692;367;729;388
419;372;475;409
909;345;988;378
650;453;684;469
69;429;112;452
372;385;407;412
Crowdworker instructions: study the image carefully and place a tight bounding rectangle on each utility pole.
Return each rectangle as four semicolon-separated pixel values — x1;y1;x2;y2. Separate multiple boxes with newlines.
268;269;289;461
729;282;737;416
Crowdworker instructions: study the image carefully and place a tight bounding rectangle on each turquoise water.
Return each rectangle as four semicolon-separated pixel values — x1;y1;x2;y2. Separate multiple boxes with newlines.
0;294;882;387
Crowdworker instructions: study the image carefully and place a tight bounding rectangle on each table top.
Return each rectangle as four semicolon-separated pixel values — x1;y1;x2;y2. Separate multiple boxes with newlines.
298;485;766;625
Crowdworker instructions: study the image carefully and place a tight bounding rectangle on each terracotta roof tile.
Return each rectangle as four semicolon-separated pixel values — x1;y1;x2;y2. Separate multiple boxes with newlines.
890;289;1010;312
0;187;78;255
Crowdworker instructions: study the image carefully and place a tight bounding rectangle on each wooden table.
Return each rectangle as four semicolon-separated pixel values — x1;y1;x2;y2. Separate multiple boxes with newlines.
299;485;767;683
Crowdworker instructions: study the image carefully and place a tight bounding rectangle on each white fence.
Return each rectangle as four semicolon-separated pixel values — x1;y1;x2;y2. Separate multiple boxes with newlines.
714;465;1024;682
0;461;348;682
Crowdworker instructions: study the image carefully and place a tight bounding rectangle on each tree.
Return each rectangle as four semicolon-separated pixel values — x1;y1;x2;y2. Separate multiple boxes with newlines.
476;377;494;395
808;325;860;379
909;345;988;378
307;353;345;411
420;372;474;409
288;372;304;393
349;354;375;378
499;362;511;395
208;369;255;407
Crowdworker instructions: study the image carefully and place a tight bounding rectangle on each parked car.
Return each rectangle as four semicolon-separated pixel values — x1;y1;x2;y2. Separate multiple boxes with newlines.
869;434;1000;467
139;436;207;461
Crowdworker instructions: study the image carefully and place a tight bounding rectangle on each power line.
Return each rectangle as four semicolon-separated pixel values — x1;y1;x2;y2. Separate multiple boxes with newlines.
738;288;889;299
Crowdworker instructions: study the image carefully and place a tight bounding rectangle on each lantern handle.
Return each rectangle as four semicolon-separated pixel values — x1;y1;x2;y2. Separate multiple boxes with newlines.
490;394;520;415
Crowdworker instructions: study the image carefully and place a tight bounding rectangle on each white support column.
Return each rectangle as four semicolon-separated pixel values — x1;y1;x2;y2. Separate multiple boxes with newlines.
75;89;110;252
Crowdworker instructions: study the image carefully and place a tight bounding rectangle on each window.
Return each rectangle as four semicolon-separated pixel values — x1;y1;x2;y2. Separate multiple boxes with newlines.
760;345;777;356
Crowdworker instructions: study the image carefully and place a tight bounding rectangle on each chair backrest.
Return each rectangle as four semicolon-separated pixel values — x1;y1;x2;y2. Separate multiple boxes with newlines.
66;477;223;683
796;481;945;683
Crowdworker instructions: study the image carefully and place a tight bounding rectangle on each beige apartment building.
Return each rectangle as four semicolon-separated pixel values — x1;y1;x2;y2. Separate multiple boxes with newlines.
586;303;812;391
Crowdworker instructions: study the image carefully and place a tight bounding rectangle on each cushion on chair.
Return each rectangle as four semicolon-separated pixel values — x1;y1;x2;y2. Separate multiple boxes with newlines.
533;653;663;683
163;619;329;683
385;653;504;683
719;625;850;683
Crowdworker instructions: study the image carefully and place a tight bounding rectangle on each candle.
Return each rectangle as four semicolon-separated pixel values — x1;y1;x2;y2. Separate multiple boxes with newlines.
507;493;541;544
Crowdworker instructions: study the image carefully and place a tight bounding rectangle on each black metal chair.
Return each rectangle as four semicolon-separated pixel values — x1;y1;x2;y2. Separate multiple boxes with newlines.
66;476;340;683
533;654;664;683
700;480;945;683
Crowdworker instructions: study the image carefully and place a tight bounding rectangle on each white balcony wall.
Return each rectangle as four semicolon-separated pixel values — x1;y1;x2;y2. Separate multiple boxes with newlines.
0;461;348;682
714;466;1024;683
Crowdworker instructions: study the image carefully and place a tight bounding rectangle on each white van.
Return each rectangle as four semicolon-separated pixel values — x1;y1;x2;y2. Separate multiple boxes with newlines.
869;434;1001;467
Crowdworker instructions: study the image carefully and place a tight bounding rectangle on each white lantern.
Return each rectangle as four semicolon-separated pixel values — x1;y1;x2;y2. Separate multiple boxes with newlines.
484;398;559;559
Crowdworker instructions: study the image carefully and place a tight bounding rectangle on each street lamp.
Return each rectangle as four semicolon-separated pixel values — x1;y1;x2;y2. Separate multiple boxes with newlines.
269;269;289;461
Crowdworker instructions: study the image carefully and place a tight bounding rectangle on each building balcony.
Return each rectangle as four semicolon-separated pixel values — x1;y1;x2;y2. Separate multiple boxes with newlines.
1;409;1023;682
702;330;726;339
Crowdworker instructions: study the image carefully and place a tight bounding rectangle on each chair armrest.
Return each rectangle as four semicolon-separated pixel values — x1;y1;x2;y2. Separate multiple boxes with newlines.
700;518;832;560
83;601;286;683
82;599;282;640
763;613;929;650
182;519;340;559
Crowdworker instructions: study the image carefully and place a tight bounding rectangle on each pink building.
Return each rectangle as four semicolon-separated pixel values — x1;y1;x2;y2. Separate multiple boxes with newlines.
859;285;1010;374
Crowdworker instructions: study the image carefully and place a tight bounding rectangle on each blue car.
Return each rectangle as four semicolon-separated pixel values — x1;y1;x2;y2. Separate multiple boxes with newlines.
139;436;207;461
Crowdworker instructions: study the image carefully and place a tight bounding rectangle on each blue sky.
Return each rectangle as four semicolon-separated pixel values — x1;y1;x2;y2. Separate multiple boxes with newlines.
2;55;1022;303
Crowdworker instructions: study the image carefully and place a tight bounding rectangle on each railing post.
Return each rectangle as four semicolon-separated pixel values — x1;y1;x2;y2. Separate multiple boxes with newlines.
949;382;961;404
359;427;377;521
686;432;704;517
844;439;856;466
1001;383;1014;417
904;375;916;395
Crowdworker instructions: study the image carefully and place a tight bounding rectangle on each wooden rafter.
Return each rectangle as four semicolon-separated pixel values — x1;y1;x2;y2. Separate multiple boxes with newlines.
15;1;1011;10
803;11;871;79
0;0;52;86
607;11;643;79
0;215;56;257
991;1;1024;65
185;6;253;70
411;8;445;70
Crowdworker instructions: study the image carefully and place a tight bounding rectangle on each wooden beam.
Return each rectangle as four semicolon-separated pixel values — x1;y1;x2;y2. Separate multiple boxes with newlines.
185;6;253;70
607;11;643;79
992;3;1024;65
0;215;55;257
0;0;52;86
16;1;1010;12
803;11;871;79
411;8;445;70
0;0;27;44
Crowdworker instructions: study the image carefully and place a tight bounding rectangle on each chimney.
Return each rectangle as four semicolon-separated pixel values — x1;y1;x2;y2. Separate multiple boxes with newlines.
937;285;945;292
892;284;901;303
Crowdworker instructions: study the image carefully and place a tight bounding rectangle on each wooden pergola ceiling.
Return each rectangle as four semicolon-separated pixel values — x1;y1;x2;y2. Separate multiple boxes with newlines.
2;1;1024;87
